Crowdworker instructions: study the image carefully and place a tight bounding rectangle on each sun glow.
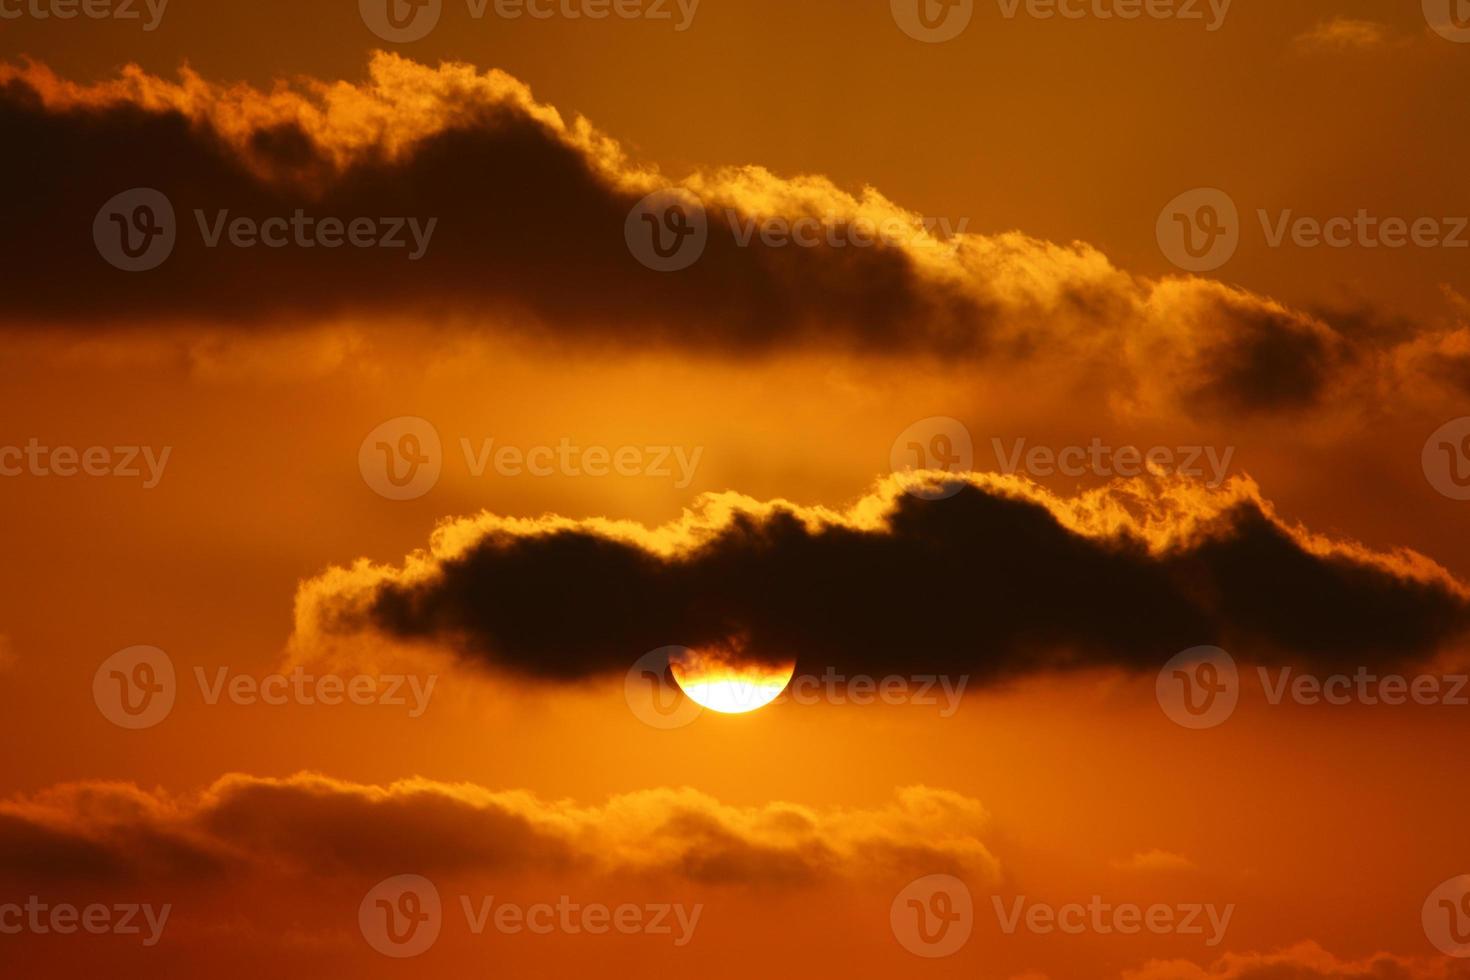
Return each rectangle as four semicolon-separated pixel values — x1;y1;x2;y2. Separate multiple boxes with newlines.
669;647;795;714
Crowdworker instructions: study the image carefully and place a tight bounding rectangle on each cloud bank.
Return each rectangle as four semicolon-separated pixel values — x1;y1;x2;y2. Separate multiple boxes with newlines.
0;774;997;887
1;54;1466;420
291;472;1470;682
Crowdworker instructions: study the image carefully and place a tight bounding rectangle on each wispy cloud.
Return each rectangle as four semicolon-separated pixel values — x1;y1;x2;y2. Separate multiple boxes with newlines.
1294;18;1393;51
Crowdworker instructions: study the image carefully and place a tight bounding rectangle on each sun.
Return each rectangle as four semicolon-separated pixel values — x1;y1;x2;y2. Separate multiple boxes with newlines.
668;647;795;714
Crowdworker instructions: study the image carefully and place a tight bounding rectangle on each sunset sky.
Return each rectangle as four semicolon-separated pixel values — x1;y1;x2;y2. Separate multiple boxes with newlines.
3;2;1470;977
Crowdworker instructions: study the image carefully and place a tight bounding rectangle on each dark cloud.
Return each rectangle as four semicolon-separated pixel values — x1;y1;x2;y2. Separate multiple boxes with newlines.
2;56;1454;421
1188;303;1340;415
0;807;223;885
0;64;987;356
301;476;1470;681
198;777;578;876
0;775;997;887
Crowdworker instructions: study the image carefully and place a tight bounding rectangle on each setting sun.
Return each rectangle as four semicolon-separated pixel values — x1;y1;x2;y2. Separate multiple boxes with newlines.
668;647;796;714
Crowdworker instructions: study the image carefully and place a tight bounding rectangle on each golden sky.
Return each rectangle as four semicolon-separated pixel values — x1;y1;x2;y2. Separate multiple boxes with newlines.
2;2;1470;977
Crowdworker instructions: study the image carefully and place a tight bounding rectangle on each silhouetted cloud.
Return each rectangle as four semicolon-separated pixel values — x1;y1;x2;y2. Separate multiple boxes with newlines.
0;774;998;887
292;473;1470;681
1;55;1465;420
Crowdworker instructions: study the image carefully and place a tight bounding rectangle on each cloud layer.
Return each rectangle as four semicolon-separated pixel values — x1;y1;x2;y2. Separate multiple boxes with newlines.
1124;941;1470;980
292;472;1470;682
0;774;997;887
2;54;1466;420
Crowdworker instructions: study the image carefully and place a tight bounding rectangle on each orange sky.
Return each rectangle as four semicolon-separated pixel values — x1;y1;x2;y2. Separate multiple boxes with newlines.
2;3;1470;978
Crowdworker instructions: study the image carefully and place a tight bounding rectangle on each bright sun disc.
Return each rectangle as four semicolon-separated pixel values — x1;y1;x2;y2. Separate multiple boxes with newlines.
668;648;795;714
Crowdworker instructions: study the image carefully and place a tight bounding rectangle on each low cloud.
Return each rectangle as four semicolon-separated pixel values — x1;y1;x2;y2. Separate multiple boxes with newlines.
1294;18;1394;51
292;472;1470;683
0;774;998;888
1124;941;1470;979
